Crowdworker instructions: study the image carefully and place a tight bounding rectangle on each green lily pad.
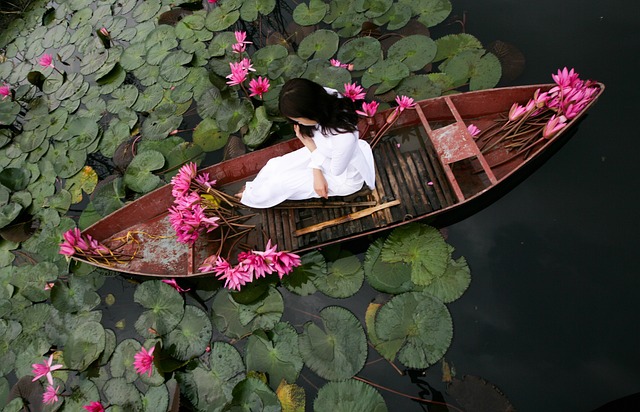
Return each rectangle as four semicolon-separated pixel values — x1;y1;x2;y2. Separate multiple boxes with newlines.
208;31;236;57
313;250;364;298
212;288;283;339
132;0;161;23
433;33;483;62
50;276;101;313
387;35;437;71
160;51;193;83
298;306;367;381
134;280;186;339
107;84;140;113
91;176;125;217
176;342;246;411
65;320;106;370
304;65;352;91
282;250;324;296
439;49;486;88
67;117;100;150
314;379;387;412
245;322;303;390
469;52;501;91
99;119;131;158
104;377;143;410
331;11;367;37
337;36;381;71
372;3;412;30
0;100;21;126
293;0;328;25
142;384;170;411
268;54;307;80
227;377;282;410
192;118;229;152
0;168;29;191
298;29;339;60
251;44;289;77
54;71;84;101
374;292;452;368
141;110;183;140
120;42;147;71
132;83;164;112
205;5;240;31
164;305;212;361
97;63;126;94
422;255;471;303
80;49;109;75
395;74;442;100
216;97;254;133
59;379;102;410
411;0;452;28
242;106;273;148
380;223;450;286
111;339;145;382
361;59;410;94
364;238;413;294
356;0;393;18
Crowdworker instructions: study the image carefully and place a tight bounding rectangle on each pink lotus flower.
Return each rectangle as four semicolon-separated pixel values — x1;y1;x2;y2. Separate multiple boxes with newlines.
198;254;218;272
508;100;535;121
542;114;567;138
194;172;216;190
59;228;110;257
39;53;55;69
232;30;252;54
343;82;366;102
467;124;481;137
208;0;217;3
32;355;63;385
99;28;110;38
45;282;55;291
43;385;60;405
248;76;270;98
330;59;353;70
395;95;415;112
271;251;301;278
170;162;198;198
226;61;249;86
356;101;379;117
238;251;272;279
83;401;105;412
212;257;253;291
133;346;155;377
162;279;190;293
0;83;9;99
552;67;579;89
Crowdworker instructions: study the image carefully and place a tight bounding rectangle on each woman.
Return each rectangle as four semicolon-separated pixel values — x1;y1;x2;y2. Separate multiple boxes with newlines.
238;78;376;209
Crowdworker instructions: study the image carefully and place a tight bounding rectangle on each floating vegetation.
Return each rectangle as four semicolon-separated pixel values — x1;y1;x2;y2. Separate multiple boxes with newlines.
0;0;491;407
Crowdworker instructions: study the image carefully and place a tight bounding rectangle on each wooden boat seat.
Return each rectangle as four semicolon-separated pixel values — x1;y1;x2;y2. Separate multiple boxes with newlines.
414;96;497;202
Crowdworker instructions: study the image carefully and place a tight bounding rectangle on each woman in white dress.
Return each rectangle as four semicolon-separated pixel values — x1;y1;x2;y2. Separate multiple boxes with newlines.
239;78;376;209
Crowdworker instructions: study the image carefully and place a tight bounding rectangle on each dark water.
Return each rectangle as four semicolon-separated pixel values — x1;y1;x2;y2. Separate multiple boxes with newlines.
59;1;640;411
436;0;640;410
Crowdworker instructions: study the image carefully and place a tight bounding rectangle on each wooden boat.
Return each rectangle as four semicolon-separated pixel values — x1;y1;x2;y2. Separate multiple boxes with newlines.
76;82;604;277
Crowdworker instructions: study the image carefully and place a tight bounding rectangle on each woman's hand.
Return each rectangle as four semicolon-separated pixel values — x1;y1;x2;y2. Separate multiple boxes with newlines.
313;169;328;198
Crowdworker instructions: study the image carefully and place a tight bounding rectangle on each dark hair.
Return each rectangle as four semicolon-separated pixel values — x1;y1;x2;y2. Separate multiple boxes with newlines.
279;78;358;137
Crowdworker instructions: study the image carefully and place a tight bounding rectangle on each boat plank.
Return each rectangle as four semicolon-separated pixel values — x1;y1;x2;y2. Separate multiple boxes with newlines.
403;151;433;213
380;140;416;218
409;151;441;210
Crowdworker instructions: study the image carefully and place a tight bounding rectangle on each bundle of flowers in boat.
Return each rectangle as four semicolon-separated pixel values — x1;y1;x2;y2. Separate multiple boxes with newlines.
59;227;136;265
478;67;600;156
169;162;301;290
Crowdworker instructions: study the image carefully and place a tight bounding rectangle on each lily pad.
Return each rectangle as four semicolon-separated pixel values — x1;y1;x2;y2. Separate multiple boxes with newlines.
160;50;193;83
141;110;183;140
104;377;143;410
120;42;147;71
111;339;146;382
227;377;282;410
314;379;387;412
364;238;413;294
298;306;367;381
134;280;186;339
372;3;412;30
212;288;284;339
80;49;109;75
164;305;212;361
433;33;483;63
242;106;273;148
245;322;303;390
298;29;339;61
50;276;101;313
380;223;450;286
469;52;502;91
293;0;328;26
176;342;246;411
132;0;161;23
107;84;140;113
132;83;165;112
205;5;240;31
374;291;452;368
216;97;254;133
356;0;393;17
65;321;106;370
251;44;289;77
281;250;323;296
337;36;381;71
361;59;410;94
422;255;471;303
193;118;229;152
91;175;125;217
395;74;442;100
313;250;363;298
439;49;487;88
411;0;452;28
387;35;437;71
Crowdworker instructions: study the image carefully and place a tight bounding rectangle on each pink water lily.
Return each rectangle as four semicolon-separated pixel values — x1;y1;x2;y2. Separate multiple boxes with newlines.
542;114;567;138
508;99;535;121
395;95;415;112
467;124;481;137
248;76;270;98
162;279;190;293
226;61;249;86
38;53;55;69
32;354;63;385
133;346;155;377
0;83;10;99
552;67;580;89
83;401;105;412
356;101;379;117
99;27;110;38
343;82;366;102
43;385;60;405
232;30;252;54
330;59;353;70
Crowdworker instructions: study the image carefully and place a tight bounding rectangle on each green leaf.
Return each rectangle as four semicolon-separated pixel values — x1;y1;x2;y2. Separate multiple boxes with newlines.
103;377;143;409
227;377;282;410
337;36;381;71
380;223;450;286
364;238;413;294
313;250;364;298
282;250;324;296
293;0;328;26
212;288;283;339
107;84;139;113
422;255;471;303
387;35;437;71
65;321;106;370
123;150;165;193
205;6;240;31
361;59;410;94
111;338;145;382
160;50;193;83
469;52;502;91
433;33;483;62
243;105;273;148
396;74;442;100
374;292;452;368
134;280;186;338
356;0;393;18
133;0;161;22
314;379;387;412
193;118;229;152
0;168;29;191
298;29;339;60
164;305;212;361
252;44;289;77
50;276;101;313
141;110;183;140
216;97;254;133
298;306;367;380
412;0;452;27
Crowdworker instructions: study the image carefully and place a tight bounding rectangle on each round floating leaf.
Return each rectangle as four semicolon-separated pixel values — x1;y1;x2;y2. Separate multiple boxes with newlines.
132;83;164;112
58;377;101;410
293;0;328;25
422;255;471;303
242;105;273;148
313;250;363;298
107;84;139;113
80;49;108;75
433;33;483;62
298;29;339;60
160;50;193;82
364;238;413;294
208;31;236;57
356;0;393;18
65;321;106;370
142;384;170;411
412;0;452;27
53;146;88;179
110;339;144;382
387;35;437;71
92;175;125;217
133;0;161;22
251;44;288;76
396;74;442;100
380;223;450;286
205;6;240;31
439;49;485;88
100;119;131;158
176;342;245;411
227;377;281;410
216;98;254;133
120;42;147;71
372;3;412;30
282;250;324;296
97;64;126;94
469;52;501;91
50;276;101;313
331;11;367;37
269;54;307;80
361;59;410;94
193;118;229;152
104;377;143;410
298;306;367;381
67;117;100;150
375;292;452;368
0;168;29;191
337;37;381;71
212;288;283;339
0;100;21;126
305;65;352;92
314;379;387;412
134;280;186;339
54;72;84;101
245;322;303;389
141;111;183;140
164;305;212;361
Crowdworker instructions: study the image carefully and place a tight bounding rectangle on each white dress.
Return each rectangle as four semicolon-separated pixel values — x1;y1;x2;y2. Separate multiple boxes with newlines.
240;127;376;209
